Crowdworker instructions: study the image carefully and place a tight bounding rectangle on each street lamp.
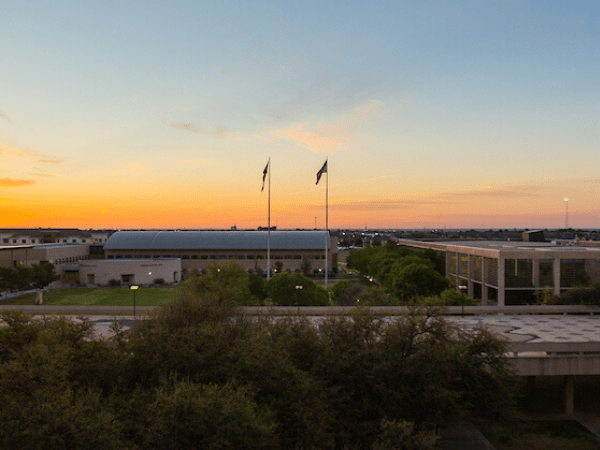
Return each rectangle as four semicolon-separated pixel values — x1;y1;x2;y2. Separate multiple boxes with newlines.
295;285;303;315
130;285;139;318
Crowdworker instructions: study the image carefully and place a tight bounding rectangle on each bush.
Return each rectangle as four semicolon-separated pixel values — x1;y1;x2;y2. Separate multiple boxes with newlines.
559;282;600;305
264;273;329;306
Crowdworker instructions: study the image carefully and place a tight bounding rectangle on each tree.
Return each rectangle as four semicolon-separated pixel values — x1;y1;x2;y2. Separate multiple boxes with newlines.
184;261;254;305
264;273;329;306
300;258;311;276
31;262;59;288
143;380;278;450
390;262;450;301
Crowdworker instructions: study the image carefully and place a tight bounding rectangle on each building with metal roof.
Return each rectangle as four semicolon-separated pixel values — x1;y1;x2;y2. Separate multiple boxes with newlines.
104;230;336;275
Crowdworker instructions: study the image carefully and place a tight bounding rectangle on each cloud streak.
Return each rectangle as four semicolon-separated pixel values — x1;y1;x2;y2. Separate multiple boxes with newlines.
0;111;12;123
175;157;216;167
0;178;36;187
269;100;386;153
0;142;62;164
168;122;245;141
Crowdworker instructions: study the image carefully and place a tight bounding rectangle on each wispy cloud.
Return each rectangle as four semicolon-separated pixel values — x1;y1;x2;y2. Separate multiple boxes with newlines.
0;178;36;187
168;122;246;141
269;100;385;153
0;142;63;164
175;157;216;167
0;110;12;123
439;184;543;201
332;199;447;212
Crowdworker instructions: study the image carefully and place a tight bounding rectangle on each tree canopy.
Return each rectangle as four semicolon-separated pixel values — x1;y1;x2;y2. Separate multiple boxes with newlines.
0;291;517;449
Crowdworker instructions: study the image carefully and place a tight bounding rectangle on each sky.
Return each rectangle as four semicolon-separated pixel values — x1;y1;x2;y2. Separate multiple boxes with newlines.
1;1;599;230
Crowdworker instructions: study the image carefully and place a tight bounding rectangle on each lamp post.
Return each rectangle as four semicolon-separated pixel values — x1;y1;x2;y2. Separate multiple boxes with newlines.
458;285;467;317
130;285;139;318
295;285;303;315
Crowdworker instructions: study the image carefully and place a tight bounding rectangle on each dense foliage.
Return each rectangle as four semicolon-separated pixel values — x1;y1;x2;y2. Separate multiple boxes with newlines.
342;244;454;305
0;290;516;449
0;262;59;291
264;272;329;305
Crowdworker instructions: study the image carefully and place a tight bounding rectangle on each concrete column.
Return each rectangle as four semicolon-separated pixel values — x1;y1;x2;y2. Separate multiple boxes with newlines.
498;257;506;307
467;255;474;298
553;258;561;298
564;375;575;415
482;257;488;305
532;259;540;287
532;259;540;303
445;251;452;281
455;252;461;291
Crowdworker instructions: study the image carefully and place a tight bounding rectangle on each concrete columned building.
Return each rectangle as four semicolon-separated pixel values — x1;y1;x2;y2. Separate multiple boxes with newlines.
399;240;600;306
103;230;336;275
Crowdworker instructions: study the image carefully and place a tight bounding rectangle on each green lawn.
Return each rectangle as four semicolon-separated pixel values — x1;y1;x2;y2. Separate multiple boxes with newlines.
1;287;178;306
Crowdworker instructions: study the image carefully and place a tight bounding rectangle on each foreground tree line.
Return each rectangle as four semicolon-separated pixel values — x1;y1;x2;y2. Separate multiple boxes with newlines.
0;282;517;449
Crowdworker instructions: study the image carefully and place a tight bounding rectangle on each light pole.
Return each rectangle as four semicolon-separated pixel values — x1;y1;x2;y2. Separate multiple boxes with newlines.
130;285;139;318
295;285;303;315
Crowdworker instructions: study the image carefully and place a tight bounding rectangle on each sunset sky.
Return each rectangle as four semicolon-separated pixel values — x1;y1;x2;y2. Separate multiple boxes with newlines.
1;1;599;230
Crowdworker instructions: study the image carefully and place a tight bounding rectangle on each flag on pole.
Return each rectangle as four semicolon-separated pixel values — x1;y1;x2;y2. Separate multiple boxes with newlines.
261;161;269;192
316;160;327;185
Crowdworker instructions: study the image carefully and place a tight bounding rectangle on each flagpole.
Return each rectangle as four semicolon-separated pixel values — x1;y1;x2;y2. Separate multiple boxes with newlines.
325;157;328;290
267;157;271;280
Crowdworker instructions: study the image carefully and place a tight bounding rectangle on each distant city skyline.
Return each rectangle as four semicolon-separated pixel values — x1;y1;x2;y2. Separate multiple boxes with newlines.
1;1;599;230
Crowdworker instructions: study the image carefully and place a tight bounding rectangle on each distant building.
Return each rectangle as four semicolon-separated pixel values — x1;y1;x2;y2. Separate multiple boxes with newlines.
0;228;113;245
103;230;336;275
0;243;90;283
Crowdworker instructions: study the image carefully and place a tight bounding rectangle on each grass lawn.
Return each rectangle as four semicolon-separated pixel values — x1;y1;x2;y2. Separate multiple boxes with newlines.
479;420;600;450
1;287;178;306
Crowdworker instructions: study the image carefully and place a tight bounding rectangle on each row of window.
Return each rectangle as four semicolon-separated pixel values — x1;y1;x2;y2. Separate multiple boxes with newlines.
1;238;92;244
107;254;327;260
54;255;88;265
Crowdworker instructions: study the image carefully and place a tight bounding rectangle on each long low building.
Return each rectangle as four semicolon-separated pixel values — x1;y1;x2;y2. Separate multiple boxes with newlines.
103;230;337;275
78;258;181;286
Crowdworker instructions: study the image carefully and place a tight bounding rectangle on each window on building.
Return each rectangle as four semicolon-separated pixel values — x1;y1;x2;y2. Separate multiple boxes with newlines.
2;239;8;244
121;274;134;284
12;239;16;243
22;239;26;243
218;255;228;260
293;255;302;259
236;255;246;260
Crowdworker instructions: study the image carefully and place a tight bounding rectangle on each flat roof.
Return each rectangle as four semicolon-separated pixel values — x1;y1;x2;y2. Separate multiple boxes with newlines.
399;239;600;259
